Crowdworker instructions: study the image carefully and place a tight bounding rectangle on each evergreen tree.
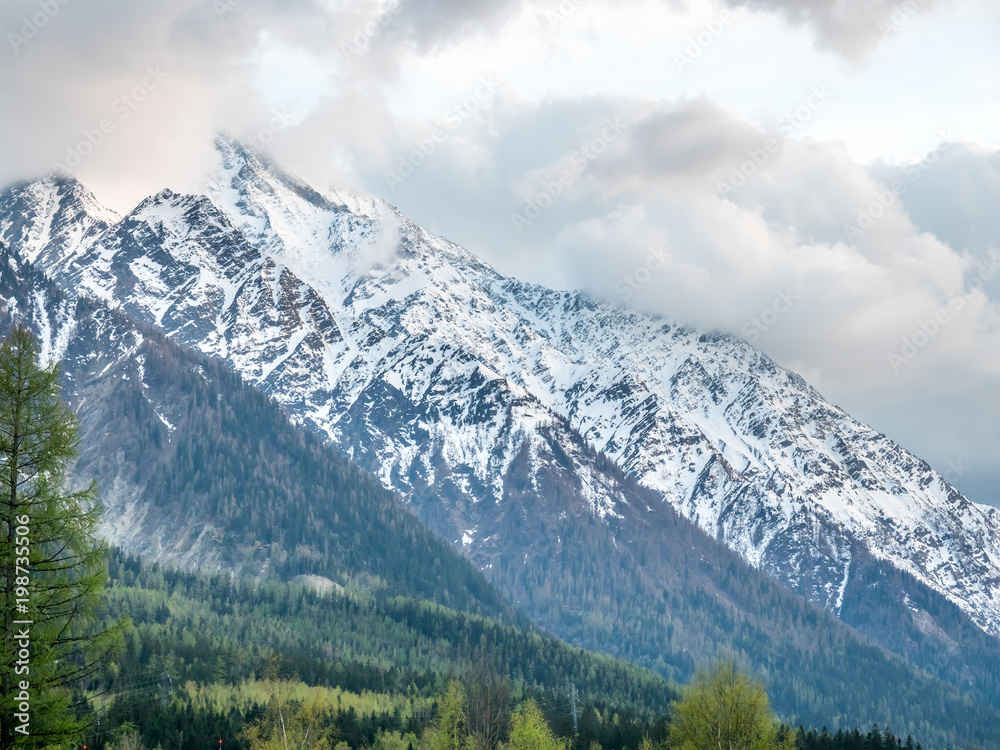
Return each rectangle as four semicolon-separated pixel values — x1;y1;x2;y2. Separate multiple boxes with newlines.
0;324;127;748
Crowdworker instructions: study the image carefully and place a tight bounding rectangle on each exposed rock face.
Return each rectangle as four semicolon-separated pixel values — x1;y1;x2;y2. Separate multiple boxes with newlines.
3;138;1000;648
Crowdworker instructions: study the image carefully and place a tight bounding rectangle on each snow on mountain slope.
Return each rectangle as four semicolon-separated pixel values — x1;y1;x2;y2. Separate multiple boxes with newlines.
0;242;519;621
3;138;1000;641
0;243;228;570
0;176;120;277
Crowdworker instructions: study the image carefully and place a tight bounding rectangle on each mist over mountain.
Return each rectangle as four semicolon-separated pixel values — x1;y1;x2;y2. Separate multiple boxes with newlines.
4;140;1000;745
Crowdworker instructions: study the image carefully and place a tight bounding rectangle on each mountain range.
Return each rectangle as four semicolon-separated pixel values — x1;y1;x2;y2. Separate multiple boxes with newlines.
3;138;1000;745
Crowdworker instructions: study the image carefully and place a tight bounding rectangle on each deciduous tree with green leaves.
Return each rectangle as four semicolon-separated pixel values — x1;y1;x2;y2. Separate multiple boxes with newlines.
0;324;127;749
239;673;336;750
668;661;793;750
506;699;568;750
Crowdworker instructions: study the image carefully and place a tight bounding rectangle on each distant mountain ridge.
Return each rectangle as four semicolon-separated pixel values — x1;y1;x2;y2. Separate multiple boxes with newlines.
0;241;512;619
6;239;1000;748
3;140;997;637
5;141;1000;744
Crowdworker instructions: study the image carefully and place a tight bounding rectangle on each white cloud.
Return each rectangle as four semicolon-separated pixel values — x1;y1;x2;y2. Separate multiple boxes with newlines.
343;91;1000;503
1;0;998;502
721;0;947;59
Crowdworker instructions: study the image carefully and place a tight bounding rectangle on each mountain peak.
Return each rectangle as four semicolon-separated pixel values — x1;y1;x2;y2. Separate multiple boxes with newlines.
0;174;120;274
5;144;1000;650
212;133;343;213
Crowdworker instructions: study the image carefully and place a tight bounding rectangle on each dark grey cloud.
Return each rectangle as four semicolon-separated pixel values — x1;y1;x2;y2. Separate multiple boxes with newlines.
588;97;765;187
391;0;524;50
868;144;1000;310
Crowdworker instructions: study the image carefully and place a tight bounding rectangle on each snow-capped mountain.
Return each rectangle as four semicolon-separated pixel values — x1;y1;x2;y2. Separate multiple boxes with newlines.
3;137;999;647
0;175;119;278
10;238;1000;745
0;241;514;618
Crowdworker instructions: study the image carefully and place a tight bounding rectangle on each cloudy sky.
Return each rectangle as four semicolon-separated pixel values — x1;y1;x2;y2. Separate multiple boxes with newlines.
3;0;999;503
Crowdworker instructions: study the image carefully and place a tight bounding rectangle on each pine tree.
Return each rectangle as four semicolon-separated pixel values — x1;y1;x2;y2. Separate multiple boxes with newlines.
0;324;127;748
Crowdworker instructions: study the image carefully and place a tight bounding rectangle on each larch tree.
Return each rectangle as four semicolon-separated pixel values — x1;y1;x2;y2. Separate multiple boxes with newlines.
0;324;126;749
464;644;511;750
239;673;335;750
427;681;473;750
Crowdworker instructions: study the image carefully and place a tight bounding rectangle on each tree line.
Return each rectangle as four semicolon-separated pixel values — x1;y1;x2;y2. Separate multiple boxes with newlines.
0;322;958;750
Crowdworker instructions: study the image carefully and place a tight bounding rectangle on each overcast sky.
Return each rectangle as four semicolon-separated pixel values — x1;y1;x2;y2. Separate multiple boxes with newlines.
3;0;999;504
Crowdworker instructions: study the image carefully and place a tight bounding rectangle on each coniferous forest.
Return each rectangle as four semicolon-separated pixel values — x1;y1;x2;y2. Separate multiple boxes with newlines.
90;551;940;750
1;256;997;750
